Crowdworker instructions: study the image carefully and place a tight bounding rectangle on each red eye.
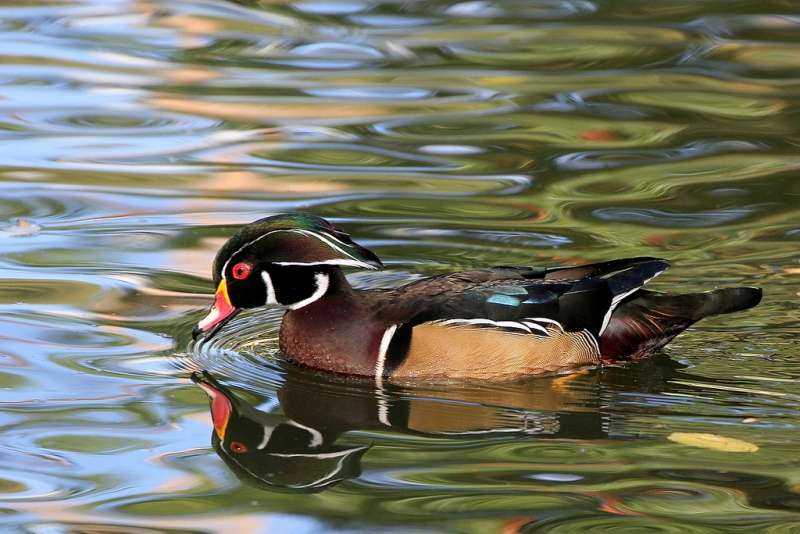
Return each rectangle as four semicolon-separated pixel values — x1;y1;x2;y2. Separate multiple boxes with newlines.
231;262;252;280
229;441;248;454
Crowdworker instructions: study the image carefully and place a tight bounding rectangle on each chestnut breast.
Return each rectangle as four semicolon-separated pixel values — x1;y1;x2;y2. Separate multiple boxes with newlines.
279;293;386;376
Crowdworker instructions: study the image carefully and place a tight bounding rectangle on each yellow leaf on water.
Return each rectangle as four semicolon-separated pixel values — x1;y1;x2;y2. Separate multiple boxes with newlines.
668;432;759;453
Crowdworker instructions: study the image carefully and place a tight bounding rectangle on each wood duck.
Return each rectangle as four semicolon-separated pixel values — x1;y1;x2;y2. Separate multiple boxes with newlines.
192;213;762;381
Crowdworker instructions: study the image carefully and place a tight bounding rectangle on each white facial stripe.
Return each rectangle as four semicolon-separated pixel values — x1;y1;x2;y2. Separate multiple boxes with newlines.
270;449;355;459
221;227;377;279
287;272;330;310
286;229;353;259
274;259;377;269
284;229;379;270
257;448;355;489
286;420;323;448
257;424;275;450
221;230;276;281
261;271;277;305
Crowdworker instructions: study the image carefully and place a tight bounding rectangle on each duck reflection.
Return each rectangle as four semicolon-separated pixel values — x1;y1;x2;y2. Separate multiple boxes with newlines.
192;370;369;492
192;356;683;492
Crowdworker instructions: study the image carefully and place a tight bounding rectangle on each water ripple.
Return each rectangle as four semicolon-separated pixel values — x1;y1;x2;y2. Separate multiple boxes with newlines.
0;0;798;531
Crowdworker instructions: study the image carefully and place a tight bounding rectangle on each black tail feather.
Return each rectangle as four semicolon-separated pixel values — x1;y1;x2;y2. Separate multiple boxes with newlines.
600;286;762;362
691;287;762;321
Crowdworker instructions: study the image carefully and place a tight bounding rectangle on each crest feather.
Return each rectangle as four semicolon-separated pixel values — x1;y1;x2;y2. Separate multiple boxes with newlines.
213;214;382;283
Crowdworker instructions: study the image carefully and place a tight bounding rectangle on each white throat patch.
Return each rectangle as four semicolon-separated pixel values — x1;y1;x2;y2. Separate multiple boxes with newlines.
288;272;330;310
261;271;277;305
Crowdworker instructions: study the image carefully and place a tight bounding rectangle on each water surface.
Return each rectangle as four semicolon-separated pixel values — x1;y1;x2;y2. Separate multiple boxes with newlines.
0;0;799;532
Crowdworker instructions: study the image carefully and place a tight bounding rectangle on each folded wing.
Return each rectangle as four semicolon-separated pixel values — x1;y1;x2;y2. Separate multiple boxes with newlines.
380;257;670;379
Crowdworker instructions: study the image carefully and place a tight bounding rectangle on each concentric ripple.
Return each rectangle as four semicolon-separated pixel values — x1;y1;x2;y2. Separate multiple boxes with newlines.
0;0;798;532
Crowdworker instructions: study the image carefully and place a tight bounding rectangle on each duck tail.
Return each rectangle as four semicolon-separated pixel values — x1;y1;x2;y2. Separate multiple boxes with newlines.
599;287;762;362
689;287;762;321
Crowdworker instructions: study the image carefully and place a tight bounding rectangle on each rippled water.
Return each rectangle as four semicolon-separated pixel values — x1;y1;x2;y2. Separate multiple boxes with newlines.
1;0;799;531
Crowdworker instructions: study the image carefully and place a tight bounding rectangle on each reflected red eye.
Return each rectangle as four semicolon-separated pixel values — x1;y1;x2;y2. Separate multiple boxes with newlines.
232;262;252;280
229;441;248;453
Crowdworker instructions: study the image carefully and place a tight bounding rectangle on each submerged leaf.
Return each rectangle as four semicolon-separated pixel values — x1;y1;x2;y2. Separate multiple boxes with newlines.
668;432;759;453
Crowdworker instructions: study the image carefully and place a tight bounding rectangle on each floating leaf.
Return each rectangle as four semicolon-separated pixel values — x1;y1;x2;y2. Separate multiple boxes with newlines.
668;432;759;453
580;129;622;141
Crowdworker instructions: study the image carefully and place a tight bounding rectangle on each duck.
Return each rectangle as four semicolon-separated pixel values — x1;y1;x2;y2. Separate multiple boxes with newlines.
191;213;762;381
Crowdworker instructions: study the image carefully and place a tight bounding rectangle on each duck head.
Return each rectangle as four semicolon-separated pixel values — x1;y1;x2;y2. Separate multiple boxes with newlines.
192;213;381;341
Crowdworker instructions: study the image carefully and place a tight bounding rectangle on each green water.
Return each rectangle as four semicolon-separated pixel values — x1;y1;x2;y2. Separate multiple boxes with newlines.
0;0;799;531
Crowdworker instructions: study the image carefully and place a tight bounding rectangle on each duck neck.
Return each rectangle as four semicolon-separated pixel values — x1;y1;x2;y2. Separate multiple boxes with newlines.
279;268;384;376
281;267;360;321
